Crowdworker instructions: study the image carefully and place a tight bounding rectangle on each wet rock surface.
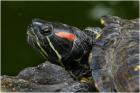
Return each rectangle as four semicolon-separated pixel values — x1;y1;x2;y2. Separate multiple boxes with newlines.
1;61;96;92
1;75;72;92
61;81;97;92
17;61;73;85
1;61;75;92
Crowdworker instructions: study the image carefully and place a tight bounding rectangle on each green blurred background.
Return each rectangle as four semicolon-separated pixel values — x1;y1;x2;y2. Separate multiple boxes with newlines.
1;1;139;75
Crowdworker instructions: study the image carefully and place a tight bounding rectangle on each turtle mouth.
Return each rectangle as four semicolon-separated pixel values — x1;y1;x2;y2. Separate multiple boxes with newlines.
27;27;36;38
27;25;37;47
27;24;48;58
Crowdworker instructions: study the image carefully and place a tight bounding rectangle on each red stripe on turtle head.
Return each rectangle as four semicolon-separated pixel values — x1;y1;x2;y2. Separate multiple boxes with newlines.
55;31;77;41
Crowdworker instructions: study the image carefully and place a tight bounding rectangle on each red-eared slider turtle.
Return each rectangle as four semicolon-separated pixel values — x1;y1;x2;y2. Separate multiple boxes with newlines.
27;15;139;92
27;19;92;80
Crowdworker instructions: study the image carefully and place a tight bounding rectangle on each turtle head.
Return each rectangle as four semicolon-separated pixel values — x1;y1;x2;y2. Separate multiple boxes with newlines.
27;19;54;58
27;19;90;66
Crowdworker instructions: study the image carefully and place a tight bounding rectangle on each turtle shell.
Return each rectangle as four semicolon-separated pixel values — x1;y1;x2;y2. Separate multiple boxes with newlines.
89;15;139;92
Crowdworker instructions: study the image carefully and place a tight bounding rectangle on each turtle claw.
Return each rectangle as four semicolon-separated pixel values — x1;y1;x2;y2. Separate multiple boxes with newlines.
100;18;106;26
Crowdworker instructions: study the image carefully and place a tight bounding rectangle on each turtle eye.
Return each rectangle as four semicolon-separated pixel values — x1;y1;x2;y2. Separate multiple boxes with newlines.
42;26;51;35
43;26;49;32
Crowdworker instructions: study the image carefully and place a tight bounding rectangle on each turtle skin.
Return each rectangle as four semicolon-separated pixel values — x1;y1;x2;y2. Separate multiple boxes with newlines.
88;15;139;92
27;19;92;80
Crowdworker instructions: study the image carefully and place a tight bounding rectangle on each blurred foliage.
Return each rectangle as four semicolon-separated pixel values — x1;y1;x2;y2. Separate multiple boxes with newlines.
1;1;139;75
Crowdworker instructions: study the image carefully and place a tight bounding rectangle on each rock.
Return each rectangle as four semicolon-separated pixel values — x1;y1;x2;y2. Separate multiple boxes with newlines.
17;61;73;85
1;75;72;92
1;61;75;92
61;81;97;92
